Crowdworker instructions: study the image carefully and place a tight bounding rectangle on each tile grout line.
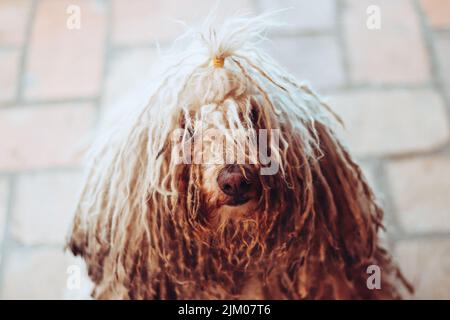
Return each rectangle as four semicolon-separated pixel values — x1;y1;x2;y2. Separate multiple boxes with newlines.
335;0;351;88
0;0;37;298
0;96;99;109
94;0;113;124
412;0;443;88
375;161;405;245
0;166;83;178
434;28;450;35
0;45;23;52
392;230;450;242
413;0;450;151
15;0;38;104
0;175;17;297
355;145;450;163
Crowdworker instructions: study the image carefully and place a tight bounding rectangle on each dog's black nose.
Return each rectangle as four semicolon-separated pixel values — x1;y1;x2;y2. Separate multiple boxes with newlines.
217;165;254;197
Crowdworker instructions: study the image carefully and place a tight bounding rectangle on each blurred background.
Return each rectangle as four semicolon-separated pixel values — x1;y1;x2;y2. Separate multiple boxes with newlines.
0;0;449;299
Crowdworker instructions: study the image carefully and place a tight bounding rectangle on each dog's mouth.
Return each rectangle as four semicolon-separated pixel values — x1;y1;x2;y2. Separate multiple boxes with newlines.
225;196;250;207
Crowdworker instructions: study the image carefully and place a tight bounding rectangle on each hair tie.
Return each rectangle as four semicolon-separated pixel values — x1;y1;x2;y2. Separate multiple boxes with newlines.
213;56;225;68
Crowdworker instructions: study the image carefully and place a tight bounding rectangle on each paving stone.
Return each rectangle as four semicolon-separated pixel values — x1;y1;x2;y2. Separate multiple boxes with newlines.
420;0;450;28
386;156;450;233
330;89;450;156
102;48;156;109
0;103;95;170
259;0;336;31
343;0;430;84
265;35;345;89
10;170;84;245
0;0;32;46
1;248;89;299
395;239;450;299
434;33;450;94
24;0;106;100
0;50;20;103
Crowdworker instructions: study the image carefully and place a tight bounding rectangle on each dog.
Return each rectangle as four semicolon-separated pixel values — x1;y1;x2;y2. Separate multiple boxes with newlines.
67;14;412;299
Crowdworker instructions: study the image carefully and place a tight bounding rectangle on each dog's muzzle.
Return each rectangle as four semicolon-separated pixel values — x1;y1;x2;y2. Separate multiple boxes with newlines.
217;165;258;206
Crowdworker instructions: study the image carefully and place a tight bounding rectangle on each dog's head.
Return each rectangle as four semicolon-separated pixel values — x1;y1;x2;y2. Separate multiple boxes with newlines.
172;91;276;229
67;15;408;299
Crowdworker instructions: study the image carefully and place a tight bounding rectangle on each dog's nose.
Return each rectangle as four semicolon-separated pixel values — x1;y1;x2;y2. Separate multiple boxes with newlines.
217;165;254;197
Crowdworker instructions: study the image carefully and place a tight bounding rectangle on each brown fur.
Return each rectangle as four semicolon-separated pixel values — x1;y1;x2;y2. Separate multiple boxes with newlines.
67;107;412;300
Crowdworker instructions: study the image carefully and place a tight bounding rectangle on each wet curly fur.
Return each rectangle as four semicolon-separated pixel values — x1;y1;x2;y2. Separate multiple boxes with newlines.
67;14;412;299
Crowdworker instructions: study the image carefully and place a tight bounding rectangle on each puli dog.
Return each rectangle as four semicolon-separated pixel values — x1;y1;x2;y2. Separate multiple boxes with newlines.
67;14;412;299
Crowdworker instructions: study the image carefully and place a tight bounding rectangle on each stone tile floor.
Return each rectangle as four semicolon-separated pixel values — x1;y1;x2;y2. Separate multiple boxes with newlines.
0;0;449;299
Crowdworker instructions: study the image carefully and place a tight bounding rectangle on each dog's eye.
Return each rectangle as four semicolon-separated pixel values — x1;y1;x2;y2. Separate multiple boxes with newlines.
250;99;260;125
186;126;194;137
